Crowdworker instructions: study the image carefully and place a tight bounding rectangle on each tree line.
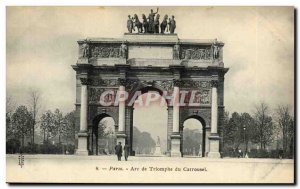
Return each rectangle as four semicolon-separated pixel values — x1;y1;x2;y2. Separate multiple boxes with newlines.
6;90;76;154
6;90;294;159
222;102;294;158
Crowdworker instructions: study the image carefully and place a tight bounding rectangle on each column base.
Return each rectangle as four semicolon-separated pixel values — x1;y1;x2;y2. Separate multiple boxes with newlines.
207;152;221;158
170;133;181;157
171;151;182;157
154;145;162;156
76;132;88;156
208;134;221;158
76;149;89;156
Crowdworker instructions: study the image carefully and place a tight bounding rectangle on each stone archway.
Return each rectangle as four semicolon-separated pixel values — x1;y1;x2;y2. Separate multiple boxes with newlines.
89;113;116;155
181;115;206;157
128;86;169;156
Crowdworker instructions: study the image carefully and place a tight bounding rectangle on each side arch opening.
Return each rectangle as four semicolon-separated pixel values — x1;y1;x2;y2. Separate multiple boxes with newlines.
182;115;206;157
90;113;116;155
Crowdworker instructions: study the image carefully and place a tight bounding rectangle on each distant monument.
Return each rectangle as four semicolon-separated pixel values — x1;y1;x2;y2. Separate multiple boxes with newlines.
198;144;202;157
154;136;162;156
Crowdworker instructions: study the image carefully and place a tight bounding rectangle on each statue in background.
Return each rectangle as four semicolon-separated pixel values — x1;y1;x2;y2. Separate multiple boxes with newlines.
154;136;162;156
156;136;160;146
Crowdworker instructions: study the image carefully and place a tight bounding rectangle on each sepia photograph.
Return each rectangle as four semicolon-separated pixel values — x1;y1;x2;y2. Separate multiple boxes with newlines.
5;6;295;184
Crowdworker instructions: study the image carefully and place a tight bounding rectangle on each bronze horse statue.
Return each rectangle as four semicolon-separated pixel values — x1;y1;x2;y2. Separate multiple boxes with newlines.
133;14;143;33
160;15;168;34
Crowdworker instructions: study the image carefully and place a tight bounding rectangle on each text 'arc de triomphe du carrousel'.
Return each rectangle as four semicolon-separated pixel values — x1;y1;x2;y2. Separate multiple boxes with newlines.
72;8;229;158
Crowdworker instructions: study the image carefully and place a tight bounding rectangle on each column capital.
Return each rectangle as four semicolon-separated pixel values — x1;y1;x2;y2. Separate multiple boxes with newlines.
118;78;127;86
171;132;181;138
211;80;219;88
78;132;88;136
116;131;127;137
173;79;181;87
80;77;91;85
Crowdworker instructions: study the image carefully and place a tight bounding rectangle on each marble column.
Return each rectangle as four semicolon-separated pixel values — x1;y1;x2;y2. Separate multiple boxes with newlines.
116;79;126;146
173;86;180;133
171;79;181;157
76;78;89;155
205;128;211;156
208;80;221;158
166;107;173;156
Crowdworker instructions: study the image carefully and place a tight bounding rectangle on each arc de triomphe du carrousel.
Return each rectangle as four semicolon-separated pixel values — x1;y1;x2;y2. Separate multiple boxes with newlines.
72;11;229;158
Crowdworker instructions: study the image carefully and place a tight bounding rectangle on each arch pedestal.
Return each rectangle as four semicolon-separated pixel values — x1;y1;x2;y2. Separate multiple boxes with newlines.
170;134;181;157
208;134;221;158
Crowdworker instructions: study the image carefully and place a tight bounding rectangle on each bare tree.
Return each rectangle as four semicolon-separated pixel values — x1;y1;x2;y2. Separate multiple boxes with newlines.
275;105;294;157
28;90;41;145
221;111;230;150
6;95;16;116
252;102;274;150
54;109;65;144
63;111;76;145
40;110;55;143
6;96;16;140
288;117;294;157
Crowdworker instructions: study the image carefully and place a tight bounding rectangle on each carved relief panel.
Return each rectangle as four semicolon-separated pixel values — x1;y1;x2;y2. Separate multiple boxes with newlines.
89;87;118;105
180;80;211;89
180;80;211;105
180;46;212;60
90;78;119;87
88;79;212;105
125;79;174;93
89;44;122;58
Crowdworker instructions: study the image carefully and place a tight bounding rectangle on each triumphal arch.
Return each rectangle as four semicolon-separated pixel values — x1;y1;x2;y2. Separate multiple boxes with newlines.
72;15;228;157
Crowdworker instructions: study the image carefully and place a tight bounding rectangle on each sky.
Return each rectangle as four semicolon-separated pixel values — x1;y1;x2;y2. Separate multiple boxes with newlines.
6;7;294;139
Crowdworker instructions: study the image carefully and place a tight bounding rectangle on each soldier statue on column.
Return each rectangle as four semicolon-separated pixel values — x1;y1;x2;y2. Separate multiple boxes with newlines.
212;38;220;59
173;40;180;59
81;39;89;58
120;41;128;59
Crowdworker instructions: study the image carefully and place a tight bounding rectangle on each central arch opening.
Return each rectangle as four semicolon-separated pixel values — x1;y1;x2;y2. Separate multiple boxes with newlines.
131;87;168;156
